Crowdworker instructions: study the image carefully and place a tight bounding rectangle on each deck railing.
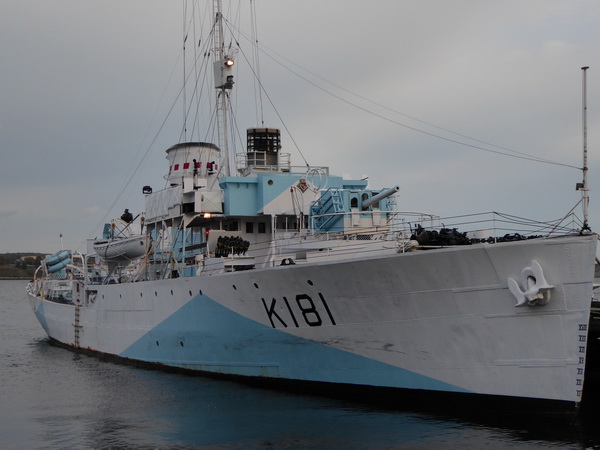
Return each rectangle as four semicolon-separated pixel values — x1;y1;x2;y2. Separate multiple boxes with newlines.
308;210;583;241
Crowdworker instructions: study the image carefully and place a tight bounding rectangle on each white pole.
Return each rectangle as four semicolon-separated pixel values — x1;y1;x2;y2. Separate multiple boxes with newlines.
581;66;590;231
213;0;233;177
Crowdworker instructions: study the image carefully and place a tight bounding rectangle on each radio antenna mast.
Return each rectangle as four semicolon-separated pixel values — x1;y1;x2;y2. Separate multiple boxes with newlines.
579;66;591;232
212;0;236;177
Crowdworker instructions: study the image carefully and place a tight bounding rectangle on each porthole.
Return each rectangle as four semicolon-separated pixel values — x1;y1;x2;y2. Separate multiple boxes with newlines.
233;285;237;290
254;283;259;289
180;341;184;347
155;291;158;297
140;292;143;297
199;290;203;295
171;290;173;295
307;280;314;286
189;290;192;296
156;341;159;346
267;180;274;186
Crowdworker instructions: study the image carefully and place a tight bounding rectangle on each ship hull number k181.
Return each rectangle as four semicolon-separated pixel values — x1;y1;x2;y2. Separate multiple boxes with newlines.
261;293;336;328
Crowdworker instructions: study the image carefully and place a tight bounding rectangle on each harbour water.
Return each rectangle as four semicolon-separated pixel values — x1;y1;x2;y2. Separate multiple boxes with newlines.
3;279;600;449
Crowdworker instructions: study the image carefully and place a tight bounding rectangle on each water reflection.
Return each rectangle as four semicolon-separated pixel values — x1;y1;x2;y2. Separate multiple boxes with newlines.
25;342;600;449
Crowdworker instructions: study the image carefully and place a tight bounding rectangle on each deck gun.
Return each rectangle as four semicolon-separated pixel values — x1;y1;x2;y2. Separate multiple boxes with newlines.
361;186;400;210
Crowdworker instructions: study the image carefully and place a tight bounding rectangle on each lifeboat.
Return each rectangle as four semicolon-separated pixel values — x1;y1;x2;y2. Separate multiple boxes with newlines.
93;218;147;261
93;234;147;261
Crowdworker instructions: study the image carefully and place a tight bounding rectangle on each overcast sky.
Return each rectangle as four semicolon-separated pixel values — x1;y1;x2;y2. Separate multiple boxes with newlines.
2;0;600;253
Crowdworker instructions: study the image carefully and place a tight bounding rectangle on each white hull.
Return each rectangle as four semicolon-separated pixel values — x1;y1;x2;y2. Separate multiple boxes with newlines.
28;234;597;405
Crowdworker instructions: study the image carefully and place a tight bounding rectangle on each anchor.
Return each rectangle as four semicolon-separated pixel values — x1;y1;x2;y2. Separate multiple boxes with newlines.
507;260;553;307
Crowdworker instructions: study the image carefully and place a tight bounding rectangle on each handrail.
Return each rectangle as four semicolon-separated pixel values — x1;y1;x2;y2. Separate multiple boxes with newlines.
309;210;581;238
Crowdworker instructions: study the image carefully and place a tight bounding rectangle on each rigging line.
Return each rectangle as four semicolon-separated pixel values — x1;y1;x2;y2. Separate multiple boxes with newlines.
182;0;208;141
183;39;212;142
222;19;310;167
271;57;578;168
260;47;566;166
492;211;580;229
227;92;242;171
229;24;579;170
207;91;231;188
179;21;216;142
225;94;243;155
249;0;259;124
250;0;265;126
191;2;215;142
182;1;190;141
86;83;185;244
182;1;212;142
221;91;246;172
94;40;203;233
268;54;573;168
547;198;583;235
189;59;211;140
212;90;239;178
492;211;561;223
203;105;219;145
442;211;573;228
84;43;188;245
231;0;242;53
190;0;200;142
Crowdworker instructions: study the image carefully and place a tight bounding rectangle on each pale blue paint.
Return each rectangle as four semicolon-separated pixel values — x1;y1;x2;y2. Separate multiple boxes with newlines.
120;294;470;393
34;301;50;335
219;173;369;217
255;175;296;213
220;173;302;215
220;177;258;216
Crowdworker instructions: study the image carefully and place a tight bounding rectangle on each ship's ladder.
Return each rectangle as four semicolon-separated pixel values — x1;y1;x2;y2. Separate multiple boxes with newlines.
73;305;82;348
311;189;345;231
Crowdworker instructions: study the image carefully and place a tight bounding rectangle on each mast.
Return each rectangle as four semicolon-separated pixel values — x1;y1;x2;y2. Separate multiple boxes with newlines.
212;0;235;177
580;66;590;231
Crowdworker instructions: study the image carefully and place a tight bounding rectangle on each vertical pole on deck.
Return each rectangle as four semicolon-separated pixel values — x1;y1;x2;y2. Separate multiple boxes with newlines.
581;66;590;231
